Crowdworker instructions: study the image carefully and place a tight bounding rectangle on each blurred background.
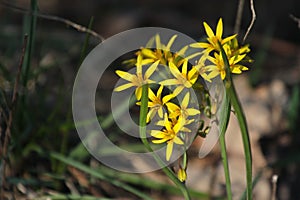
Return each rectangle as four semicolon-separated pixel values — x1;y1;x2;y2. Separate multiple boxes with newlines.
0;0;300;199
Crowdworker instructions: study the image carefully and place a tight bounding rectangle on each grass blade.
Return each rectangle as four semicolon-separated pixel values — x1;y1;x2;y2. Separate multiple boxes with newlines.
219;43;253;199
50;152;154;200
219;90;232;199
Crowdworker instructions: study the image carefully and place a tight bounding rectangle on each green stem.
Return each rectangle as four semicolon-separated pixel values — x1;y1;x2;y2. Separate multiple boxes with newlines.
219;44;252;199
219;136;232;199
139;84;191;200
22;0;38;87
219;91;232;200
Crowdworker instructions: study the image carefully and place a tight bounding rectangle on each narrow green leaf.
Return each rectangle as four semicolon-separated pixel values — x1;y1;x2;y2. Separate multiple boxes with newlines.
219;43;253;200
50;152;153;200
219;90;232;200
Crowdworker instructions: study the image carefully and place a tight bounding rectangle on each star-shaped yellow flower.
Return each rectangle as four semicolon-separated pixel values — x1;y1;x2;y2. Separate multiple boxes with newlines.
190;18;236;53
166;92;200;120
139;34;189;67
137;85;174;123
193;53;214;82
206;45;249;80
114;54;159;100
151;114;186;161
159;60;198;96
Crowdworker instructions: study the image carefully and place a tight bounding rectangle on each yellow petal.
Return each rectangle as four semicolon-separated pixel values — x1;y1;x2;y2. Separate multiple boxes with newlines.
203;22;215;38
173;136;184;145
173;86;184;96
150;130;162;136
114;83;134;91
207;70;220;80
141;48;157;59
181;92;190;108
155;34;161;49
176;45;188;56
184;51;202;61
181;126;192;132
195;43;211;50
169;111;179;119
158;107;164;118
200;73;212;82
144;60;159;79
146;108;156;123
166;102;180;112
207;56;217;64
181;60;188;77
166;141;174;161
136;54;143;68
156;119;165;126
190;42;204;48
147;79;156;84
166;35;178;51
157;85;164;98
173;118;183;133
205;64;217;71
115;70;135;82
186;108;201;116
169;61;182;78
152;138;168;144
148;102;156;107
151;132;169;140
216;18;223;38
164;113;171;131
148;88;157;102
159;79;180;86
241;66;249;70
188;67;199;81
183;80;193;88
162;94;174;104
231;68;242;74
141;58;155;65
135;87;142;100
233;54;247;64
220;70;226;80
222;34;237;44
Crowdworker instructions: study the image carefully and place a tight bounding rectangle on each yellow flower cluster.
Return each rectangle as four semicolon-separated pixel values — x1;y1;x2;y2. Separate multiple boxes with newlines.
114;18;251;167
191;18;251;80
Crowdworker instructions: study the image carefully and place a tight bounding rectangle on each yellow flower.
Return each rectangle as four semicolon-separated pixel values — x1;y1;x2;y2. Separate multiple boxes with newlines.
206;45;249;80
137;85;174;123
227;37;251;57
190;18;236;53
151;114;186;161
139;34;189;66
193;53;214;82
177;167;187;182
159;60;198;96
114;54;159;100
167;92;200;119
156;113;192;133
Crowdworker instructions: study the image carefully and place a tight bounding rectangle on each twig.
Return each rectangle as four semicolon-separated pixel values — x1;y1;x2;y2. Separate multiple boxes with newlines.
290;14;300;29
243;0;256;42
0;1;104;42
234;0;245;35
0;35;28;200
271;174;278;200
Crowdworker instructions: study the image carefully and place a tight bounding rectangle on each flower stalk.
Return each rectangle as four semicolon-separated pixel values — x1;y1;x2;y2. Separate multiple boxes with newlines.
139;84;191;200
219;42;253;200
